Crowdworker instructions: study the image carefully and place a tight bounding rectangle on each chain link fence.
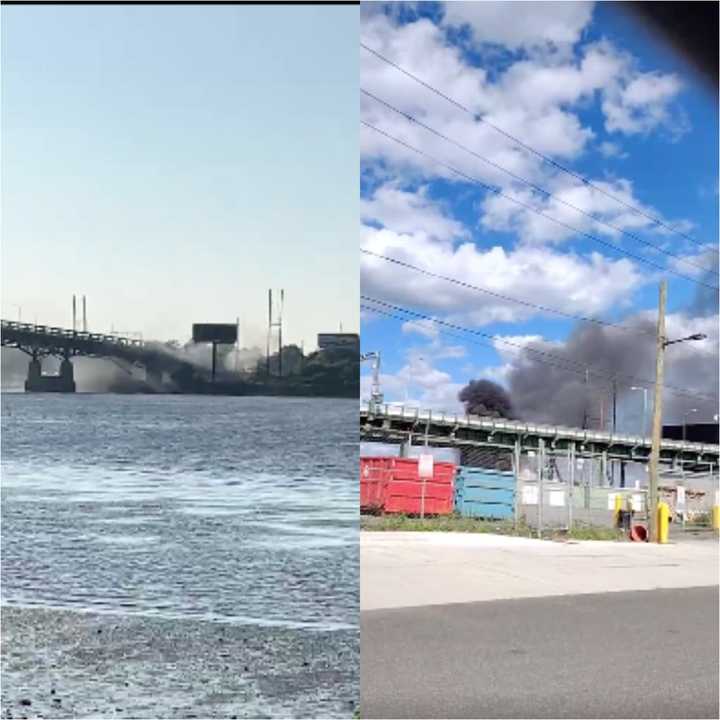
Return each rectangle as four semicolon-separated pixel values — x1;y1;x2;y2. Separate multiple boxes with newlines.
513;448;649;534
513;449;718;535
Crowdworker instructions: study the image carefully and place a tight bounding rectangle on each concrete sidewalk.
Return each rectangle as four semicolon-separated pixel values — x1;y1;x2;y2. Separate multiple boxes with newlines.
361;531;719;611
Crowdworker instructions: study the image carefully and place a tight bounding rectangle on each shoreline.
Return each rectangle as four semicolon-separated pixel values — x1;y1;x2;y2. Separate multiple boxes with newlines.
1;605;359;719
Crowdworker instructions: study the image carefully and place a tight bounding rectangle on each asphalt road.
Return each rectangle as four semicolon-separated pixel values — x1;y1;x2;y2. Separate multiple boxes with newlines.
361;586;719;719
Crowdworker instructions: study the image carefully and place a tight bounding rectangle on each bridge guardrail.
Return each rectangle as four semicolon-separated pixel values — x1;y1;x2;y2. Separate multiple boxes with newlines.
1;320;144;348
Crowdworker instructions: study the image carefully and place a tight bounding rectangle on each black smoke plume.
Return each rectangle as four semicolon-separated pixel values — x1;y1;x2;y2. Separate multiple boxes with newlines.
459;379;514;418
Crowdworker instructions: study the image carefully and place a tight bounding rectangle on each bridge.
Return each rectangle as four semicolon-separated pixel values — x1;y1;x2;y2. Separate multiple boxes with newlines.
1;320;195;392
360;401;720;472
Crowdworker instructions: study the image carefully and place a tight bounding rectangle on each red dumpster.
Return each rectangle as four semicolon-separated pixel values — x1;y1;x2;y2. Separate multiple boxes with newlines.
360;457;391;511
360;457;456;515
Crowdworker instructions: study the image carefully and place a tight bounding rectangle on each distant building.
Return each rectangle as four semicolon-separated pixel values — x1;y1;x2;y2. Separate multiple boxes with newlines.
317;333;359;353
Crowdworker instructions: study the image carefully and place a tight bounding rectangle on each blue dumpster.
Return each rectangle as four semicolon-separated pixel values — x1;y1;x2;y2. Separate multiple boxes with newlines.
455;467;515;520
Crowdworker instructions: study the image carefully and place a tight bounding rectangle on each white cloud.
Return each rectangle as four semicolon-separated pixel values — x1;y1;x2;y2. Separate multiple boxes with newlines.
441;1;594;52
479;174;676;246
361;183;465;243
401;318;439;339
361;185;645;326
598;141;627;159
602;68;684;136
361;353;466;412
361;14;689;242
667;246;719;279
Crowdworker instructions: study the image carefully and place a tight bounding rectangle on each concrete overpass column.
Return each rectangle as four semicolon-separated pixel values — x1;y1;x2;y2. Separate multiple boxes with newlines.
24;355;42;392
59;356;76;392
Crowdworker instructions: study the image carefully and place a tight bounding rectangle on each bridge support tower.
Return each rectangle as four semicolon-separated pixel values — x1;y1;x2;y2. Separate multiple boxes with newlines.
25;353;76;393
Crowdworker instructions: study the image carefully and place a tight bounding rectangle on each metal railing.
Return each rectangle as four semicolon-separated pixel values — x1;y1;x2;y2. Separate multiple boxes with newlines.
1;320;144;348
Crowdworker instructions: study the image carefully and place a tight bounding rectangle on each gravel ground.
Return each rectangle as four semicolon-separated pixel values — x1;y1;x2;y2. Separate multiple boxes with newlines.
0;606;358;719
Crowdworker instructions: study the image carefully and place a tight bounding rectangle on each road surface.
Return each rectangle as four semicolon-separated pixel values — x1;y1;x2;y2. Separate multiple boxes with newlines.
361;532;719;718
361;586;718;718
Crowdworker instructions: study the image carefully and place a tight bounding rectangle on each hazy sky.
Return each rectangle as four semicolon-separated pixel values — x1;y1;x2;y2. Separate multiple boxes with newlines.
2;4;358;350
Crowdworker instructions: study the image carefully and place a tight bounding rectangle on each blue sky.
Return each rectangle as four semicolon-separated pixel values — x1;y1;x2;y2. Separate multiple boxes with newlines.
2;4;358;350
360;1;718;429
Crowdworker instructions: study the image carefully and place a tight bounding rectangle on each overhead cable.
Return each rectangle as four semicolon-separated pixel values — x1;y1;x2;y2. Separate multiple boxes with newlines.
360;248;658;337
361;120;719;292
362;88;718;277
361;41;718;255
361;295;717;402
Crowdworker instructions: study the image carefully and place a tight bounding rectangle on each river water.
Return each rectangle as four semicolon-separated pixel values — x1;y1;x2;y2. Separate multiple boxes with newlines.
0;394;359;631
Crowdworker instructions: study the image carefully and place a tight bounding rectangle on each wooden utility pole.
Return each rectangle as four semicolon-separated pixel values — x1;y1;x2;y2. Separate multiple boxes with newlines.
647;280;667;543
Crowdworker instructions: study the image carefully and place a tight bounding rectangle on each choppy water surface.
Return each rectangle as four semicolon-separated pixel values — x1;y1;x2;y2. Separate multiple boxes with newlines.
1;394;358;630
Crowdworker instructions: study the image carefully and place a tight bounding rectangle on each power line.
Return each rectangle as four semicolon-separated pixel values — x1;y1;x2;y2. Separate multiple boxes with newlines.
360;304;632;408
362;299;717;403
361;248;657;337
361;295;717;402
361;41;718;256
362;88;718;277
361;120;719;291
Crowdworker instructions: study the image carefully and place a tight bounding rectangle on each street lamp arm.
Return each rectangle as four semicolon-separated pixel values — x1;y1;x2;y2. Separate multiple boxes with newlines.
662;333;707;347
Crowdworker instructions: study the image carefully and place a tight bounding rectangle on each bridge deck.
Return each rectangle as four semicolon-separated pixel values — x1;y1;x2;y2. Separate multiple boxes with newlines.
360;402;720;466
0;320;194;376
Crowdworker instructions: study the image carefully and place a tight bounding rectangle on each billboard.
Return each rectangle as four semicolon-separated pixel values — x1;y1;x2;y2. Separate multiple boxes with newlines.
192;323;237;344
317;333;359;351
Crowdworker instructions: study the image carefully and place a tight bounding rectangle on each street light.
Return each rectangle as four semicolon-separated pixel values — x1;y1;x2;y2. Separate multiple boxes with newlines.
663;333;707;347
647;279;709;543
682;408;698;442
630;386;649;437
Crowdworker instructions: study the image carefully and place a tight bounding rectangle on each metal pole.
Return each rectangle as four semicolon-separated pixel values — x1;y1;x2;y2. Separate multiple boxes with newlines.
513;439;521;530
235;316;240;373
643;388;648;437
611;379;617;486
211;342;217;383
648;280;667;543
267;289;272;377
568;442;575;532
612;378;617;433
82;295;87;332
72;295;76;332
537;439;545;539
278;289;284;378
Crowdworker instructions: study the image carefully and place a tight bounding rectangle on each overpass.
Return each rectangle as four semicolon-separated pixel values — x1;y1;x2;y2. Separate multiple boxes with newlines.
360;401;720;472
1;320;195;391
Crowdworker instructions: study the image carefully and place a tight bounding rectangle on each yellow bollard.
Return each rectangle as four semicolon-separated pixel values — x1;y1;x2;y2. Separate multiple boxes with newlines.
657;501;670;544
614;494;623;527
712;505;720;532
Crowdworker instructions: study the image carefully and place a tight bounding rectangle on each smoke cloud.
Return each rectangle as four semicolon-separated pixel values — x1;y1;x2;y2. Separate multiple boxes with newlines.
458;379;514;418
507;309;719;428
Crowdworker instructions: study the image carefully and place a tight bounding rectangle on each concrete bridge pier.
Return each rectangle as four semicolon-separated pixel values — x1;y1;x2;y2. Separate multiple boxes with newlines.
59;357;76;391
25;355;42;389
25;353;76;393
